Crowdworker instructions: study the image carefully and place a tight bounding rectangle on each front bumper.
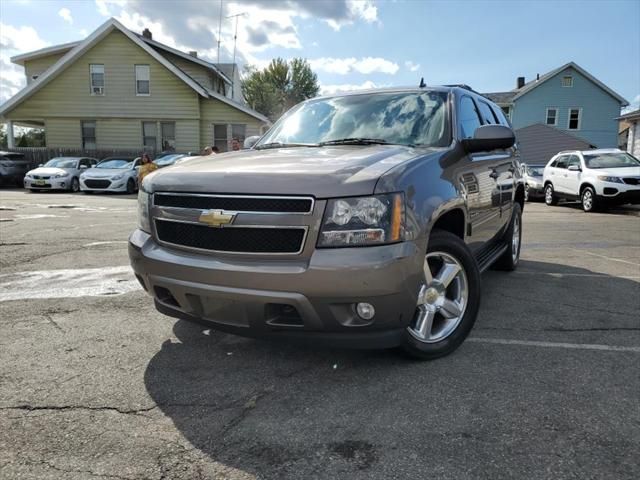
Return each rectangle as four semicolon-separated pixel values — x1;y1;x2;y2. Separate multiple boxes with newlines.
129;229;422;348
596;182;640;204
526;183;544;197
24;177;70;190
80;177;128;192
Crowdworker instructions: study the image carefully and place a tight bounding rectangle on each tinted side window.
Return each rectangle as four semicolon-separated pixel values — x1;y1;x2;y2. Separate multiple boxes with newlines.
555;155;569;169
459;96;482;139
491;105;511;126
477;101;498;124
567;155;581;169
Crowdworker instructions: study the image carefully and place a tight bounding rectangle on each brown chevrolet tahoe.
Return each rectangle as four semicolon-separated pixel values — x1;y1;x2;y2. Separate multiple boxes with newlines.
129;86;524;359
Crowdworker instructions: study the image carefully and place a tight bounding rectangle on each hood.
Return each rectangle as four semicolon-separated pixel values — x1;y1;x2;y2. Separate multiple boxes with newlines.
148;145;437;197
592;166;640;177
83;168;132;178
28;167;71;176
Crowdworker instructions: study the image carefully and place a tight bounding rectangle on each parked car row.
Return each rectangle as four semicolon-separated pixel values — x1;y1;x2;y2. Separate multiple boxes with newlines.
0;151;205;194
522;148;640;212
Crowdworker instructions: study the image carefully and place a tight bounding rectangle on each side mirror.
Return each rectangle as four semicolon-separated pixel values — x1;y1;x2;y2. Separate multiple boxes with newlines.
79;165;88;169
38;163;43;167
567;164;581;172
461;125;515;153
244;136;261;149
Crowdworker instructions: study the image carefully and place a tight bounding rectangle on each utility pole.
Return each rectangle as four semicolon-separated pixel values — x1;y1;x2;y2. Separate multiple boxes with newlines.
227;12;246;101
216;0;223;64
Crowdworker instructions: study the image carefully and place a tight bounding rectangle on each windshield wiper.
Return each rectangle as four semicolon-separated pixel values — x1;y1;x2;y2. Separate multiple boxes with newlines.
254;142;319;150
318;138;392;146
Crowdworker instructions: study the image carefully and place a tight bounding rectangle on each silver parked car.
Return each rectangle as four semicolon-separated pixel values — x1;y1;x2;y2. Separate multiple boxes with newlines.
80;157;140;194
24;157;98;192
522;164;545;201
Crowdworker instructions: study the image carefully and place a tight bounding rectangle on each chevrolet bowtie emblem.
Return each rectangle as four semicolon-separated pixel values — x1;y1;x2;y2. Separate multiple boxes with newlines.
198;209;235;227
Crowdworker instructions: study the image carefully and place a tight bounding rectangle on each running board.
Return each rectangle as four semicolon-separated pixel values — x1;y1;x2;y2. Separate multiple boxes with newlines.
475;242;508;272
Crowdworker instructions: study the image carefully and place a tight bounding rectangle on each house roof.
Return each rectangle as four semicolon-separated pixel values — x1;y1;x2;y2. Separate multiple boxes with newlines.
137;35;232;85
617;109;640;121
10;41;80;65
482;62;629;107
0;18;269;123
516;123;596;165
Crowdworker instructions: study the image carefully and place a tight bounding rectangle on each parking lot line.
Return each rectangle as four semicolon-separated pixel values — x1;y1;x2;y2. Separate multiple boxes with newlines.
578;249;640;266
468;337;640;353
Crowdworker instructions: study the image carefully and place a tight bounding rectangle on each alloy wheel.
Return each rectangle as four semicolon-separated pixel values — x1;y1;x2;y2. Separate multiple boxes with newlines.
524;185;529;202
512;212;521;263
545;186;553;204
71;178;79;192
582;190;593;211
408;251;469;343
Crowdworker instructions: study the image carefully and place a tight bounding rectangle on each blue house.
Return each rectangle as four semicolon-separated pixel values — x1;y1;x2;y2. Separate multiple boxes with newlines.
484;62;628;148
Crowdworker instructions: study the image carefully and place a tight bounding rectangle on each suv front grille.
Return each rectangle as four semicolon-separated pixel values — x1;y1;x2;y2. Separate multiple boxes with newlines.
623;177;639;186
155;219;306;254
85;179;111;189
154;193;313;213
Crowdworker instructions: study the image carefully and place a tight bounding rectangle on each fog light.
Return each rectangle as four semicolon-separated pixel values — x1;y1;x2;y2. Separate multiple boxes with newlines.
356;302;375;320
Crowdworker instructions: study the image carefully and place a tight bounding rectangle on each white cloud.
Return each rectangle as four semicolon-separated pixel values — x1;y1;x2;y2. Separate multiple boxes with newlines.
622;93;640;114
0;23;50;102
58;7;73;24
95;0;126;17
310;57;399;75
327;0;379;30
405;61;420;72
79;29;89;37
319;80;381;95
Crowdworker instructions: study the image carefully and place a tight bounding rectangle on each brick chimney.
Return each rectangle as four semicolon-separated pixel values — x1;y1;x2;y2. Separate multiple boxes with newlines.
188;51;198;58
517;76;525;89
142;28;152;40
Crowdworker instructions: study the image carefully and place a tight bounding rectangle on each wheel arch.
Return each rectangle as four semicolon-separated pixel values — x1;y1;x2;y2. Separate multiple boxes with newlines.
430;208;466;240
580;182;596;195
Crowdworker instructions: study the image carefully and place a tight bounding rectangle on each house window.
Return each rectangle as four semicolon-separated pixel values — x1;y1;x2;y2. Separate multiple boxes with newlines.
561;76;573;88
135;65;150;95
142;121;157;150
81;121;97;150
568;108;582;130
501;106;512;121
546;108;558;126
213;124;228;152
161;122;176;151
231;124;247;144
90;64;104;95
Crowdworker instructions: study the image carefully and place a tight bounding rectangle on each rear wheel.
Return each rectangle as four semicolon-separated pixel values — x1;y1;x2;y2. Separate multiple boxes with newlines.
545;184;558;206
402;230;481;360
581;186;598;212
493;203;522;271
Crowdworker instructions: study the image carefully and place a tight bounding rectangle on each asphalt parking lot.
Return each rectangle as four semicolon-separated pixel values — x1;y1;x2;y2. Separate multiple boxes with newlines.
0;189;638;480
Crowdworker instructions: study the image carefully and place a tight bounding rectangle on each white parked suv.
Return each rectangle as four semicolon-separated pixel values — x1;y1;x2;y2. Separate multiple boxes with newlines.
543;149;640;212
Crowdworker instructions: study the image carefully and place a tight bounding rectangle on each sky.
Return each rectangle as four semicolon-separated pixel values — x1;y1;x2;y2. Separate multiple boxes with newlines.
0;0;639;111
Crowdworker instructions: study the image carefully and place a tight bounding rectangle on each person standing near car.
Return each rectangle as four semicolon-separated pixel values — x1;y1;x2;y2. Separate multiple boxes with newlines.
138;152;158;184
231;137;241;151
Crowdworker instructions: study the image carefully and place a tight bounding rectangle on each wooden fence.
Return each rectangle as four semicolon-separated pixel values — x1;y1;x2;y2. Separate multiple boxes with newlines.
5;147;152;168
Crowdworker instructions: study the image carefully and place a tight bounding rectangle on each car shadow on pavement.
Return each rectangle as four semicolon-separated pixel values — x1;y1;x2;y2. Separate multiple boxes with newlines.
143;260;639;479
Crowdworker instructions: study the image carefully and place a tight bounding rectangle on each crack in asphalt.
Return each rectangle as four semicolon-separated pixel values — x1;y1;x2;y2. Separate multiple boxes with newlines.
0;404;159;416
24;458;143;480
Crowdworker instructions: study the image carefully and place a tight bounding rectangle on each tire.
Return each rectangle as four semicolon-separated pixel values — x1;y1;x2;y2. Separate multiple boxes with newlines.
493;203;522;271
581;186;598;213
401;230;481;360
544;184;558;206
126;178;135;194
70;177;80;193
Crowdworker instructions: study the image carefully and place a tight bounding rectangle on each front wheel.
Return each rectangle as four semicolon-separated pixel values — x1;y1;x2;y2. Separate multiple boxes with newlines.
581;186;598;212
545;184;558;206
126;178;136;194
70;177;80;193
402;230;481;360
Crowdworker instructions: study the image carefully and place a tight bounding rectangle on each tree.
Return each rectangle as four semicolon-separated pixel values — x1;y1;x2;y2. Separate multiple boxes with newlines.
242;58;319;121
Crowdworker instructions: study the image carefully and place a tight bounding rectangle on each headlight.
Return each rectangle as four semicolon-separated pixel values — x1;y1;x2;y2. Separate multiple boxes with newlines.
52;173;68;179
597;176;623;184
137;190;151;233
24;172;33;178
112;173;125;181
318;193;404;247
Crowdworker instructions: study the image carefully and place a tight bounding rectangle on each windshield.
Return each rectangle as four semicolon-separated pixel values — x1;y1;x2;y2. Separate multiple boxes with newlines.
256;91;450;148
583;152;640;169
44;158;78;168
526;166;544;176
97;159;133;169
154;154;185;166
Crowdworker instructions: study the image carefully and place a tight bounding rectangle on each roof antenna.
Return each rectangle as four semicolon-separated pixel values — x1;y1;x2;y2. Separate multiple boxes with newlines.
419;77;426;88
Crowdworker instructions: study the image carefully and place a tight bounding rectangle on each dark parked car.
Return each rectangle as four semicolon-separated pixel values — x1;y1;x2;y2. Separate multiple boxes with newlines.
130;86;524;359
0;151;30;187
